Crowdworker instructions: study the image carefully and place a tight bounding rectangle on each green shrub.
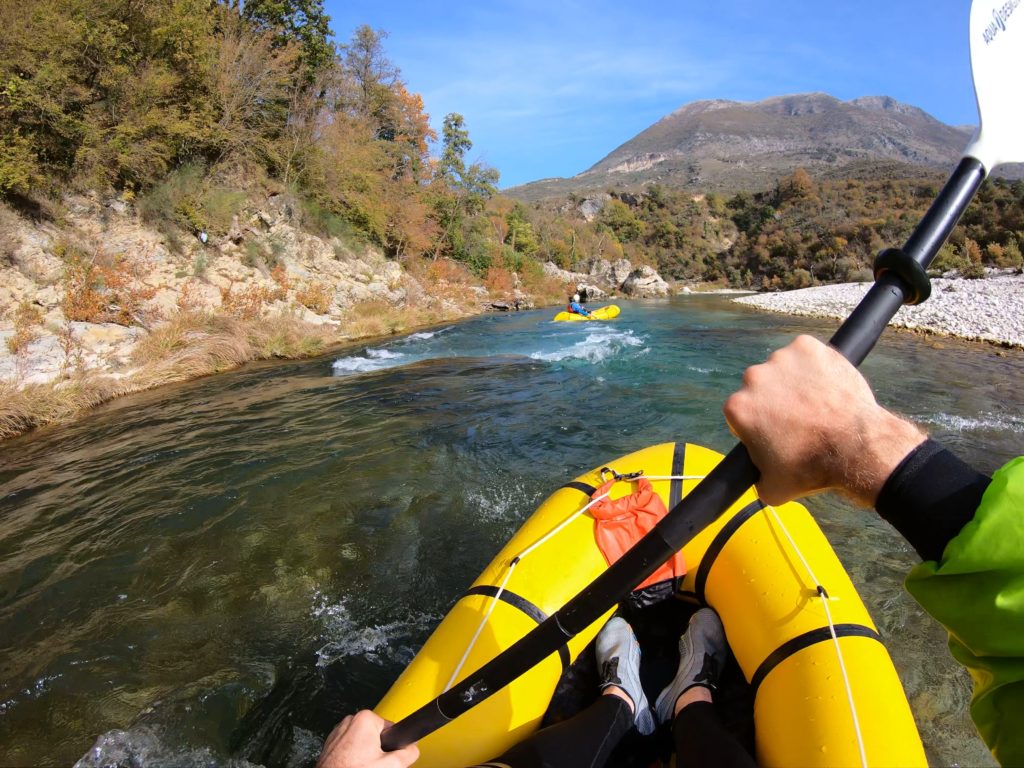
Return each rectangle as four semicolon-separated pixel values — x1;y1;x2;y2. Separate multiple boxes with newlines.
139;165;206;233
783;268;813;289
242;240;265;270
241;235;287;272
202;189;246;235
0;132;40;196
500;247;527;274
847;267;874;283
192;253;209;278
299;197;363;247
961;261;986;279
996;239;1022;268
267;232;288;266
138;165;245;238
931;243;965;274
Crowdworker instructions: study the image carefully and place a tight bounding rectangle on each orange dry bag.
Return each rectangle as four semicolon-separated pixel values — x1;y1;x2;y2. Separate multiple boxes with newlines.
589;478;686;590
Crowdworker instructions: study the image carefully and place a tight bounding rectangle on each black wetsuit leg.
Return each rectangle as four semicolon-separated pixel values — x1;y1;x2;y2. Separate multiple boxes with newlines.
673;700;757;768
475;695;633;768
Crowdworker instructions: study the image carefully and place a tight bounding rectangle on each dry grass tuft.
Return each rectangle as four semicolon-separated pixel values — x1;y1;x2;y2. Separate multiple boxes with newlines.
6;300;43;354
0;376;124;440
132;311;335;385
0;311;338;440
60;244;156;326
295;280;333;314
341;299;407;338
484;266;515;296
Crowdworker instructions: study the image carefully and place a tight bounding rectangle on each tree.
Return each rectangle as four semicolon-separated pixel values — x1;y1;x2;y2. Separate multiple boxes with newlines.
339;25;400;137
777;168;817;203
242;0;334;74
0;0;225;192
437;113;472;183
210;12;300;166
382;83;435;181
0;131;40;196
505;203;539;255
599;199;643;242
428;113;498;262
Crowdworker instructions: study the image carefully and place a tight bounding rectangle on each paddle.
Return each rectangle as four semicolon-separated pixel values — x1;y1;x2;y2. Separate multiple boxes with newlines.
381;0;1023;750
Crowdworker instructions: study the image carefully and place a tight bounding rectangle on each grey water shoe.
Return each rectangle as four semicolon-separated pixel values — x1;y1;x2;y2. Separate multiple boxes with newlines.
595;616;656;735
654;607;727;724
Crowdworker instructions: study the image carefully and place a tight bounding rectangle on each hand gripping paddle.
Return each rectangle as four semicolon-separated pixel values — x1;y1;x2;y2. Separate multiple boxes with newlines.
381;0;1024;750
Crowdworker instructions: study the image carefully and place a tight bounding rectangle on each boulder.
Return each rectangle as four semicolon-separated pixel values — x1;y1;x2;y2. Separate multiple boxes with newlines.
609;259;634;286
578;195;610;222
622;265;670;297
577;284;609;300
543;258;671;299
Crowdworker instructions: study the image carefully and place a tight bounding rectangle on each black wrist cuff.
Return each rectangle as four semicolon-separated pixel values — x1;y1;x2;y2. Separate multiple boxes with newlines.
875;439;991;563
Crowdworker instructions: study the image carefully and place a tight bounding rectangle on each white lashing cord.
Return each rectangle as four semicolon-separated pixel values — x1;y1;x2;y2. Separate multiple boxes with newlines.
764;504;868;768
444;474;703;691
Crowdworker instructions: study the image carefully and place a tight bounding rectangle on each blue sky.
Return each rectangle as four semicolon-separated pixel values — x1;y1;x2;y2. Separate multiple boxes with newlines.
322;0;979;188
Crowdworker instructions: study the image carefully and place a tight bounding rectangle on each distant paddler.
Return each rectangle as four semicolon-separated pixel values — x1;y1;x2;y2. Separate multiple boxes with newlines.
567;293;592;318
553;295;621;322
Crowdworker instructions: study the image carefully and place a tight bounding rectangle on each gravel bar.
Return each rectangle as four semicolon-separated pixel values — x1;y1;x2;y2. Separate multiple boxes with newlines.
732;274;1024;349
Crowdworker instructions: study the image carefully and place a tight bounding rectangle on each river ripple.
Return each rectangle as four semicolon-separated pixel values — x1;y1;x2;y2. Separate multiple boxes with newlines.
0;296;1019;767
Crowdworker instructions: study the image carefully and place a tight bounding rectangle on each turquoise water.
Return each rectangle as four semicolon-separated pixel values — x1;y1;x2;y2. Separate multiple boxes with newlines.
0;296;1020;767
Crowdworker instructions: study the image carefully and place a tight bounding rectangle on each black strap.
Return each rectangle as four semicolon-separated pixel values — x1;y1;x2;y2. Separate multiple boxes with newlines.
561;481;597;497
463;586;571;671
669;442;686;510
750;624;882;694
693;500;764;604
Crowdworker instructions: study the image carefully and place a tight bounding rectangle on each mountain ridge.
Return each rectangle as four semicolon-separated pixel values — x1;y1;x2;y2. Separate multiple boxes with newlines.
508;92;982;200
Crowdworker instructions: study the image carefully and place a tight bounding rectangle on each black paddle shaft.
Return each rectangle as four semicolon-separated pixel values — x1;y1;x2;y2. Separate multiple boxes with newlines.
380;156;986;751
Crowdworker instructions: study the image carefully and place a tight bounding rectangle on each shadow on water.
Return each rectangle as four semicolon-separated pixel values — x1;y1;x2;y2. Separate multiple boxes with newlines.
0;297;1018;766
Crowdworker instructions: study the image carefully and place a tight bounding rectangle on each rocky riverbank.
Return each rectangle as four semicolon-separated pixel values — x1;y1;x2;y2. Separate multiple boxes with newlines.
0;194;674;440
732;272;1024;349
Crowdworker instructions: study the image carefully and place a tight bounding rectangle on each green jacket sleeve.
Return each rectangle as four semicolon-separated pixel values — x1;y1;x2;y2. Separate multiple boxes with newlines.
904;457;1024;767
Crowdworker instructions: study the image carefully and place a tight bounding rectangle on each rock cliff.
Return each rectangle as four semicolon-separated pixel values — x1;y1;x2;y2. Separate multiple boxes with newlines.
0;193;472;388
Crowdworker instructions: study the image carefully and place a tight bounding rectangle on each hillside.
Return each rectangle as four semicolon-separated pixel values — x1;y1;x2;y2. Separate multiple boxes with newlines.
509;93;977;200
0;2;670;440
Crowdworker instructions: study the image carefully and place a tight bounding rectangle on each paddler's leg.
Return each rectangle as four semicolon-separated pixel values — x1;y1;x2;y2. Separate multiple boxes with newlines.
475;616;651;768
657;609;756;768
477;695;633;768
673;699;755;768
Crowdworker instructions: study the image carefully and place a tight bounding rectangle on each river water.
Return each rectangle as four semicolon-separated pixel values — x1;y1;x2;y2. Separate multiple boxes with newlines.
0;296;1020;767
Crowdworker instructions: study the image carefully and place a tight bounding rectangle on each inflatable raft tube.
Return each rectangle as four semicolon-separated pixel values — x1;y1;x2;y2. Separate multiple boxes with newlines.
376;442;925;767
553;304;620;322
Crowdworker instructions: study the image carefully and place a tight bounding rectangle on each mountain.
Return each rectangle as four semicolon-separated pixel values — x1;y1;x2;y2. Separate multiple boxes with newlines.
508;93;976;200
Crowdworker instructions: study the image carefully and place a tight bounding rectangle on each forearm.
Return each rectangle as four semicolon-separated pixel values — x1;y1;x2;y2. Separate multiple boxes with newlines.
875;439;992;562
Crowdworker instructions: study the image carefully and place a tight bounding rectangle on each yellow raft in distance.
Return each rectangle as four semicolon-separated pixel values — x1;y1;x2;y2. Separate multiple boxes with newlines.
376;442;926;767
552;304;620;322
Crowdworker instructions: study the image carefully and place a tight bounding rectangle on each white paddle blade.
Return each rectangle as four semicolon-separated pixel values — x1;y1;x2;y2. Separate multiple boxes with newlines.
964;0;1024;171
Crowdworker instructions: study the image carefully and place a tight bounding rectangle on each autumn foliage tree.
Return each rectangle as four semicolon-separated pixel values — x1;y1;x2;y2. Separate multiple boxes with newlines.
6;0;1017;299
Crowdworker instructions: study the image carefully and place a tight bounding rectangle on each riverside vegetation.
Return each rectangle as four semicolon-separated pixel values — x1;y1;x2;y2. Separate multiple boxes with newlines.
2;0;1023;441
0;0;643;439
